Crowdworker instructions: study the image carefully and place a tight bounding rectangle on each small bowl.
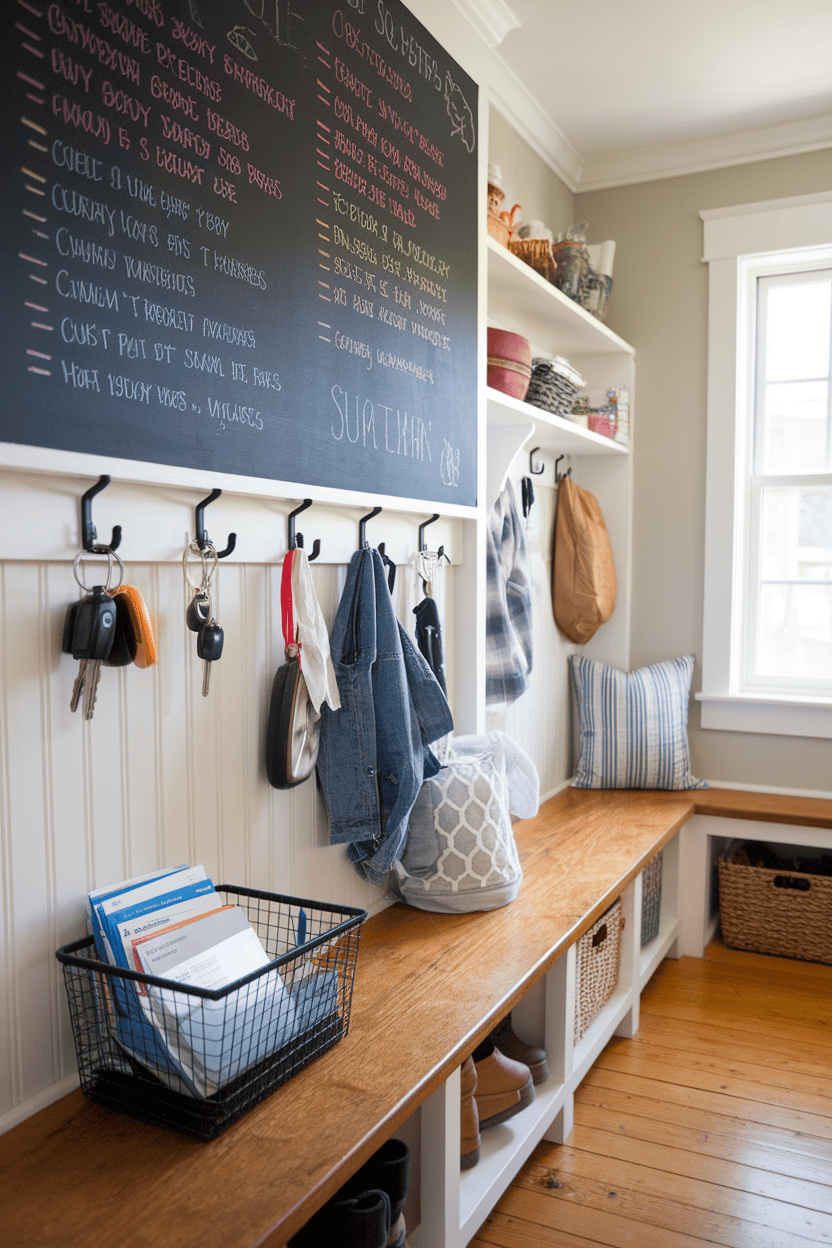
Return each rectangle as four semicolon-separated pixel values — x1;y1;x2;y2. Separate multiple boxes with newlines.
487;329;532;401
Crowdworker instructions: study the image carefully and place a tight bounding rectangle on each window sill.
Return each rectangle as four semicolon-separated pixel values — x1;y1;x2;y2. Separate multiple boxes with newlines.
695;692;832;739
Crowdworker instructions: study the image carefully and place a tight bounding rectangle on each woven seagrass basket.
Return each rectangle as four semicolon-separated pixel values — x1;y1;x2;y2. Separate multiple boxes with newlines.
718;850;832;964
574;897;623;1042
508;237;558;285
640;851;663;947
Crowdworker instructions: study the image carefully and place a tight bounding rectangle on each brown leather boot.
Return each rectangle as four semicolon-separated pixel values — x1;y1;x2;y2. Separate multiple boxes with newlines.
472;1037;534;1129
491;1013;549;1085
460;1056;480;1170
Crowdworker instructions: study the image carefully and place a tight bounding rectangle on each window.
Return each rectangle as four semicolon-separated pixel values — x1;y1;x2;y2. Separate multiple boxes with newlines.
745;267;832;693
699;193;832;738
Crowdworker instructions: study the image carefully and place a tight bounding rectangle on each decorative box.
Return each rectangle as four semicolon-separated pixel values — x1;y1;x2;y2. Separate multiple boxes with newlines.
487;329;532;401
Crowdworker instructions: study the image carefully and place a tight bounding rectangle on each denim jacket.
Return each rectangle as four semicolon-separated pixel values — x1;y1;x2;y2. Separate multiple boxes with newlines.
317;547;454;883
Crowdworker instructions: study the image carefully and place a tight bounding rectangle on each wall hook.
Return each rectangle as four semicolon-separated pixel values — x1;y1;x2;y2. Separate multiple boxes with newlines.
358;506;381;548
378;542;396;592
418;513;440;550
287;499;321;561
80;474;122;553
529;447;544;475
195;488;237;558
554;455;572;483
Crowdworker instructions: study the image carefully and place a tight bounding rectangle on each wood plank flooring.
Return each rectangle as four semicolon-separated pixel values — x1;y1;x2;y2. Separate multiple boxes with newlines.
470;939;832;1247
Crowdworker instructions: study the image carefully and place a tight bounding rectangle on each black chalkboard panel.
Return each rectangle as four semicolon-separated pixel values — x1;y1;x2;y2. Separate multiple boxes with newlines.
1;0;478;505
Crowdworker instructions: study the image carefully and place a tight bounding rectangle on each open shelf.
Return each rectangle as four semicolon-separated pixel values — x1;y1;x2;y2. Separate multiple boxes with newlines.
414;833;683;1248
487;388;629;458
459;1074;569;1237
487;238;635;359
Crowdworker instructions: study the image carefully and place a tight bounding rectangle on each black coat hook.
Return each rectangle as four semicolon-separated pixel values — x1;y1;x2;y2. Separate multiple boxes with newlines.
418;513;440;551
195;488;236;558
529;447;544;475
378;542;396;592
554;455;572;483
521;476;535;519
287;499;321;561
80;474;122;553
358;506;381;548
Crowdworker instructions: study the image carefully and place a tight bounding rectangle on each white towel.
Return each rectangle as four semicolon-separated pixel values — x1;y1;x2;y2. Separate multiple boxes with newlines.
290;549;341;713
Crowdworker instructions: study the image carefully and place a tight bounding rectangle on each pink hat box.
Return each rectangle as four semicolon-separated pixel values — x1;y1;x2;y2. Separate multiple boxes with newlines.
587;412;616;439
487;328;532;401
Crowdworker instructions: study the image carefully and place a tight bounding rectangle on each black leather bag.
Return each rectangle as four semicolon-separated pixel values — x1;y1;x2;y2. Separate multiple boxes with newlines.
265;552;321;789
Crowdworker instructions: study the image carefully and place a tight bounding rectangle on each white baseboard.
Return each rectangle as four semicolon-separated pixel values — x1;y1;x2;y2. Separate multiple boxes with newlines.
0;1072;80;1136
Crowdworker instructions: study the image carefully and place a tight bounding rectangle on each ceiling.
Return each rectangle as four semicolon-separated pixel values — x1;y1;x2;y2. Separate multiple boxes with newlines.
453;0;832;189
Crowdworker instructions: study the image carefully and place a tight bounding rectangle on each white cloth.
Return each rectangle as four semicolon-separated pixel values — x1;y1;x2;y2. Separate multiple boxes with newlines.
290;550;341;713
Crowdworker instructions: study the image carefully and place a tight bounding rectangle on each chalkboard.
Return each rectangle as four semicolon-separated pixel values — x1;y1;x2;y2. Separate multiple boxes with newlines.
1;0;479;505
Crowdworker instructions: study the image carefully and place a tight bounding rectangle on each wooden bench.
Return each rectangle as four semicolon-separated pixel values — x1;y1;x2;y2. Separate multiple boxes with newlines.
3;787;831;1248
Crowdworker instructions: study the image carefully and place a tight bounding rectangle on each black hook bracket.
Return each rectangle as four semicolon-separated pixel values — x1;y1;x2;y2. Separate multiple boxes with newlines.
418;513;440;551
555;455;572;483
195;489;236;558
358;506;381;548
80;474;122;553
288;499;321;561
529;447;545;475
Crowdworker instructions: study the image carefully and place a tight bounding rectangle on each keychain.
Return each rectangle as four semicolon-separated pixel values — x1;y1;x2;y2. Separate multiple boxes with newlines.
183;539;224;697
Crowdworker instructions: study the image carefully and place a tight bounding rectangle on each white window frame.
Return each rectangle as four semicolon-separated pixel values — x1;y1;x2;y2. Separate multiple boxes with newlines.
698;191;832;739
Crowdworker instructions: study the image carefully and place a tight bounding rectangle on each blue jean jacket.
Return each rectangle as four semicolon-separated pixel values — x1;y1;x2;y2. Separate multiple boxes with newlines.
317;547;454;883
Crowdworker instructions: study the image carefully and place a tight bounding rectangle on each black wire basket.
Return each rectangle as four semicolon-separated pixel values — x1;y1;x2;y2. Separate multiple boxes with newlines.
56;886;367;1140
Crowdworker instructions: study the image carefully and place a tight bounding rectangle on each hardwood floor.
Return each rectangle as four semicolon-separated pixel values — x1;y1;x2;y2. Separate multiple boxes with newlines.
470;940;832;1247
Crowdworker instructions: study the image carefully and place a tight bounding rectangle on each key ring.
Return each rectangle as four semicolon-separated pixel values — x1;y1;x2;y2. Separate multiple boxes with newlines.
73;547;124;593
183;538;218;594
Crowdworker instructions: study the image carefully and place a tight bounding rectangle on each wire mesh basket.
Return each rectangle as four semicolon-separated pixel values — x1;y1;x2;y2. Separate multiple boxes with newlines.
56;886;367;1140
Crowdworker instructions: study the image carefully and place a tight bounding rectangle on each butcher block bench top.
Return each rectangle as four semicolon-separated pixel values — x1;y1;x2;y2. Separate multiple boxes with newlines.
2;786;831;1248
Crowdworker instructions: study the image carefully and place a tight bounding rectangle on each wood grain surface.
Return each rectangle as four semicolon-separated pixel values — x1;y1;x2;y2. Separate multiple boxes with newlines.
472;939;832;1247
2;788;830;1247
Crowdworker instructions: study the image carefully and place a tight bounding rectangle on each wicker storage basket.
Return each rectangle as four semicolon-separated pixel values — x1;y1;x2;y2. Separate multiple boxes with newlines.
640;851;663;946
574;897;623;1041
508;237;558;284
719;848;832;964
525;357;582;419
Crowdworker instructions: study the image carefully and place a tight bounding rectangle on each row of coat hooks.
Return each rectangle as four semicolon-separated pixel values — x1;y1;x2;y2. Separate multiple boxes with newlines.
520;449;572;518
79;476;447;579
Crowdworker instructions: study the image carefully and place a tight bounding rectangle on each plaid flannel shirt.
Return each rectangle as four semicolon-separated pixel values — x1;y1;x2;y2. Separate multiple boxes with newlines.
486;478;533;710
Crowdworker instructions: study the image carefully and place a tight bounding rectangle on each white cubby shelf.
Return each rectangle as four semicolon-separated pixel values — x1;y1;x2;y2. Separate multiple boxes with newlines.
412;841;679;1248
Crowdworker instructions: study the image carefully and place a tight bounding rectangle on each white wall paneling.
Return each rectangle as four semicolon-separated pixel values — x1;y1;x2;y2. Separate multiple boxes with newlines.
1;508;464;1130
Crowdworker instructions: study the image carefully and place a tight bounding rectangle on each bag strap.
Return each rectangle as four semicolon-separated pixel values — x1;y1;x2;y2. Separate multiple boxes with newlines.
281;549;300;661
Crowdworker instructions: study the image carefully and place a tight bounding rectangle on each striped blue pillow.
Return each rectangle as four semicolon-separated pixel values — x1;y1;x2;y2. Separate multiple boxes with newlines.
569;654;708;790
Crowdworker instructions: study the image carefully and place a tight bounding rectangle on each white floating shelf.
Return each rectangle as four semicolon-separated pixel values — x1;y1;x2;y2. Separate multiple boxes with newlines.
487;238;635;359
487;389;628;459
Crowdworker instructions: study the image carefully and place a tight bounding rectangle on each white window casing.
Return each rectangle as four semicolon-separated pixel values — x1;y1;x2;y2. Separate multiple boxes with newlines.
699;192;832;738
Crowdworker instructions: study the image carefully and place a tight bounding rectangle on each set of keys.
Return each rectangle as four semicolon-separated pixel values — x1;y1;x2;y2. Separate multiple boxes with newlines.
183;538;224;696
62;549;158;719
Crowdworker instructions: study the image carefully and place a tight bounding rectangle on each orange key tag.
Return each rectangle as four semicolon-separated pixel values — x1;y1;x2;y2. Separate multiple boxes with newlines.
110;584;158;668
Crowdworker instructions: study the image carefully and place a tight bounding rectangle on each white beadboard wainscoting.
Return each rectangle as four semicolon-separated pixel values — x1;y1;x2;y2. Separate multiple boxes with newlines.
0;460;569;1132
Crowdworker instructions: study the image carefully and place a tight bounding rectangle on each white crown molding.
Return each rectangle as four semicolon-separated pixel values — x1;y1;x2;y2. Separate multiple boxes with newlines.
449;0;521;47
402;0;582;190
575;112;832;192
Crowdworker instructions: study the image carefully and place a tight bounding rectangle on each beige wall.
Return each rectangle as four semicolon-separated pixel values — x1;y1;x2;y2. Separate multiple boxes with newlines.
577;152;832;792
488;107;576;242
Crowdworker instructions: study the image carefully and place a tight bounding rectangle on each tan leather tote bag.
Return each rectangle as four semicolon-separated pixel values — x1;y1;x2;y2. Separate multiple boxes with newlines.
552;476;616;644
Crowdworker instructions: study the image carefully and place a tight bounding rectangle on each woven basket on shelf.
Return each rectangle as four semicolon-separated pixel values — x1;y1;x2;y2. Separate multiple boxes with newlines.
525;358;580;419
718;851;832;964
574;898;623;1042
640;851;663;946
508;238;558;285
